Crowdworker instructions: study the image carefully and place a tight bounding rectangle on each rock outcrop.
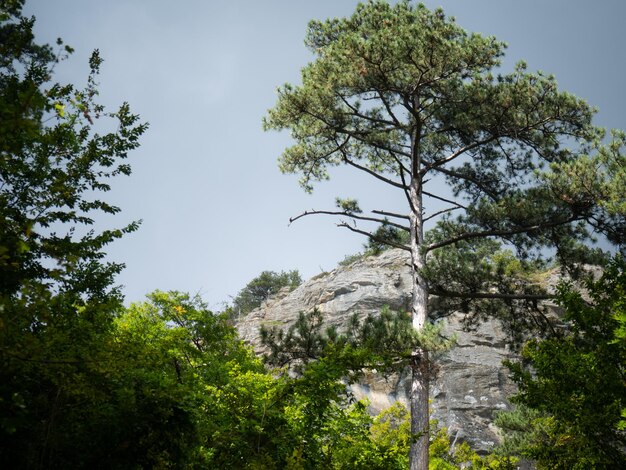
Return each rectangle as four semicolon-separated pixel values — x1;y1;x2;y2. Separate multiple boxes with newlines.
236;249;520;453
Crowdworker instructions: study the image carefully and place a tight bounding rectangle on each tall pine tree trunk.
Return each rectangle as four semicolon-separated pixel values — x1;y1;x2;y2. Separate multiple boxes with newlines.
410;348;429;470
409;175;429;470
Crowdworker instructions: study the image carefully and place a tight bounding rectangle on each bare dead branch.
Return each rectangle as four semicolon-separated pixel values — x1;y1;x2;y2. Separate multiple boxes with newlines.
372;209;410;220
423;206;463;222
422;191;467;210
289;209;410;231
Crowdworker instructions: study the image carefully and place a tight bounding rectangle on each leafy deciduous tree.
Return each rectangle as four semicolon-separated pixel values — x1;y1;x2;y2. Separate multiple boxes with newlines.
498;257;626;469
264;1;625;467
0;1;147;465
118;292;422;469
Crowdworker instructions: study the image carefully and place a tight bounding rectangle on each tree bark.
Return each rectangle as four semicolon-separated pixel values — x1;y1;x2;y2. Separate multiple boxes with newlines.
410;349;430;470
408;171;429;470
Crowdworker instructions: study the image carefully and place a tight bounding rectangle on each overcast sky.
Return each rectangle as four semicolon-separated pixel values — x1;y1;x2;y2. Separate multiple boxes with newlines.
24;0;626;309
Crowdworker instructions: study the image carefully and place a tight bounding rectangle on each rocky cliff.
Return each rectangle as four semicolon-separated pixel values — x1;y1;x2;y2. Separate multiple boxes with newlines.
236;249;523;453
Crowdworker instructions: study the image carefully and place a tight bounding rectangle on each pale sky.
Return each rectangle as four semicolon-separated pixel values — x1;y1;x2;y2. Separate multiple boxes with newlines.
24;1;626;309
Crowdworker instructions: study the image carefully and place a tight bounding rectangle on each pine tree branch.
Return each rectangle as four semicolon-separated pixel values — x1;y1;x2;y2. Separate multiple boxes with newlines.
422;191;467;210
423;206;463;222
389;149;412;177
372;209;410;220
372;145;411;177
425;215;580;253
341;152;408;189
299;136;350;186
421;135;499;175
297;105;412;161
337;93;399;128
337;222;411;251
428;165;501;200
430;288;552;301
375;86;403;127
289;209;410;232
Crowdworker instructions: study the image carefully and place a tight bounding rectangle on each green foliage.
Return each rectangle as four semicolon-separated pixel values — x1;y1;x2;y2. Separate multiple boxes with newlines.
324;399;516;470
499;257;626;468
262;307;455;380
540;130;626;249
0;1;148;467
0;5;147;300
335;197;362;214
364;221;410;256
338;251;365;266
422;230;555;340
429;425;518;470
324;401;410;469
108;291;291;468
231;269;302;316
111;295;433;469
2;1;622;467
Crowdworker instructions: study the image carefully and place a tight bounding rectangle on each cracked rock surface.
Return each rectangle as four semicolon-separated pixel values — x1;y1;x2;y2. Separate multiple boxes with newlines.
236;249;520;453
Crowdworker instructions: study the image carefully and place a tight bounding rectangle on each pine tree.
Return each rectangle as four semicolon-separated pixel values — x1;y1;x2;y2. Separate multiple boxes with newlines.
264;2;625;468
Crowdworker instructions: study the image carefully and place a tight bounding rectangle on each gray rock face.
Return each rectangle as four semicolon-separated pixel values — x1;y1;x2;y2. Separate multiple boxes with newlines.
236;249;519;453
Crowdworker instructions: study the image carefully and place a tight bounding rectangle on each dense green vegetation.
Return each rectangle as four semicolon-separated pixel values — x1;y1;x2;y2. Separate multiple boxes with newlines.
497;257;626;469
1;0;624;468
228;269;301;317
0;0;148;465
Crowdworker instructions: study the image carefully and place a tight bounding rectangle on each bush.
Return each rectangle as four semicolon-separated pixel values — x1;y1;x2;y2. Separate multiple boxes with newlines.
231;270;301;316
